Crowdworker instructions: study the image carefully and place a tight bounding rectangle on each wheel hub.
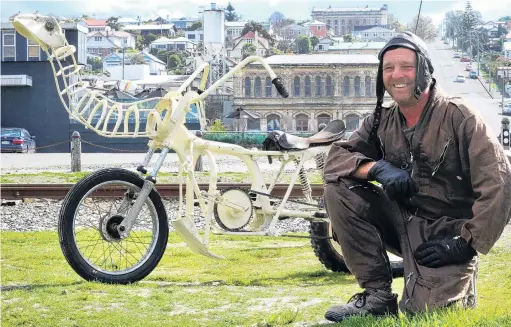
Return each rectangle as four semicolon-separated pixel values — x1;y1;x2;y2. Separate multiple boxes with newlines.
100;215;124;242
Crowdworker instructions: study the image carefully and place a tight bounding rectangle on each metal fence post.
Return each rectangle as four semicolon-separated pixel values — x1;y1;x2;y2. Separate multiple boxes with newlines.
194;131;203;172
71;131;82;172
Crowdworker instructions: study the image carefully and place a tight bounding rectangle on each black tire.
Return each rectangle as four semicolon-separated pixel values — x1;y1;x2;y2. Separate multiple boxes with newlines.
58;168;169;284
309;221;404;277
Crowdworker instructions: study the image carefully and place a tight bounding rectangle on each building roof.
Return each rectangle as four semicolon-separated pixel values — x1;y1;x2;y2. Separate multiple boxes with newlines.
355;26;395;33
256;54;379;65
225;21;247;28
328;42;386;51
312;6;382;12
88;30;133;38
152;36;194;44
117;17;139;24
85;18;108;27
122;24;174;30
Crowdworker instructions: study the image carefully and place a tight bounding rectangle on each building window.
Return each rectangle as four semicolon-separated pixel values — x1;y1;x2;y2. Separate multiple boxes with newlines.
267;114;280;131
326;76;333;96
345;114;360;132
188;34;195;39
294;76;300;97
27;38;40;60
354;76;361;96
254;77;262;97
343;76;350;96
95;36;102;41
304;76;311;96
315;76;322;96
295;114;309;132
244;77;251;97
246;39;253;43
365;76;372;96
265;77;272;97
317;114;331;129
317;25;321;30
318;45;323;50
2;32;15;59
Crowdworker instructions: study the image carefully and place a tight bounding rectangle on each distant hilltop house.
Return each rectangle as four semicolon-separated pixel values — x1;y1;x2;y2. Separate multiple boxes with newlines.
87;30;136;58
150;36;197;52
102;51;167;80
122;23;176;37
228;31;270;62
352;26;396;42
84;18;108;32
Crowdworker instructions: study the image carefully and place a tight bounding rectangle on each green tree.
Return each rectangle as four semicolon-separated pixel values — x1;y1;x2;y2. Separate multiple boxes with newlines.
187;21;202;31
391;20;406;32
126;53;146;64
498;16;511;21
225;2;240;22
266;47;283;57
268;12;285;26
343;34;353;42
209;119;226;131
462;1;479;36
106;16;122;31
406;15;437;43
168;54;182;69
86;57;103;71
242;21;274;44
296;35;311;54
242;43;257;59
155;49;169;63
143;33;158;47
310;36;319;49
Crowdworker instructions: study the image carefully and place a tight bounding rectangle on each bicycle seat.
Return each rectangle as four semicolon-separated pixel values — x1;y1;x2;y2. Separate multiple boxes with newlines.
269;119;346;150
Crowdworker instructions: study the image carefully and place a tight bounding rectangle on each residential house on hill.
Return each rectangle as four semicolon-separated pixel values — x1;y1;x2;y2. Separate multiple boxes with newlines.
279;24;309;41
122;24;176;37
228;31;270;62
150;37;196;52
87;30;136;58
103;51;167;78
170;17;199;30
303;20;328;38
226;21;247;40
85;18;108;32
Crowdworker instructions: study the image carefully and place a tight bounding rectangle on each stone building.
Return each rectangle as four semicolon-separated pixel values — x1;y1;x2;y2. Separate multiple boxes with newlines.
311;4;388;36
232;54;383;133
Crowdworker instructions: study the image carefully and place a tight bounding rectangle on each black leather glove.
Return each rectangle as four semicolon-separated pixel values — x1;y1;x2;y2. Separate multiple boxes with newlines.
414;237;476;268
367;160;418;200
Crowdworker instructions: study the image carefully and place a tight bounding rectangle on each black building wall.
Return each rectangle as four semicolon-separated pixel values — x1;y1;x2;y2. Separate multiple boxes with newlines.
1;61;71;152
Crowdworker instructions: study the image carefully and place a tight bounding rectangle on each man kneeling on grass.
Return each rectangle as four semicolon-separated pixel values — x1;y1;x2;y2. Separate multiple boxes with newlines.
322;31;511;322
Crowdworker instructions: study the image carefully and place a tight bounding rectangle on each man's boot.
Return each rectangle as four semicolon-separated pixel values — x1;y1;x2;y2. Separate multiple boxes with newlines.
325;289;398;322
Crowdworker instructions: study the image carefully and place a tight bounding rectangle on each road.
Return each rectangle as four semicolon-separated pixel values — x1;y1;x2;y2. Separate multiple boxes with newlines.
428;39;509;136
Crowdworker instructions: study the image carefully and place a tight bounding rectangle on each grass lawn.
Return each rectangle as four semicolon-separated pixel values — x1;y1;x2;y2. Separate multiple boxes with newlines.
1;230;511;327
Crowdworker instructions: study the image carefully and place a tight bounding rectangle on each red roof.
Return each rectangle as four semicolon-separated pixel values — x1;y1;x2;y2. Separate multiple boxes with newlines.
85;18;108;27
242;31;255;38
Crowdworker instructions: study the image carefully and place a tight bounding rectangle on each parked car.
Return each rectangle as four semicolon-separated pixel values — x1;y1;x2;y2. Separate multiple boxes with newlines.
469;70;478;79
453;53;461;58
503;103;511;116
465;64;472;71
0;128;36;153
444;40;449;44
456;74;466;83
460;57;471;62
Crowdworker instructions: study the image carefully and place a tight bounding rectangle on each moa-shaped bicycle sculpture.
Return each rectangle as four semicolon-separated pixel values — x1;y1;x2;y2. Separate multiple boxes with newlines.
12;14;403;283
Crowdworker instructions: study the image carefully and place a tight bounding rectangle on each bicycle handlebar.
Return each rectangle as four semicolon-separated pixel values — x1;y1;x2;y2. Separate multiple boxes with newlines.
271;77;289;98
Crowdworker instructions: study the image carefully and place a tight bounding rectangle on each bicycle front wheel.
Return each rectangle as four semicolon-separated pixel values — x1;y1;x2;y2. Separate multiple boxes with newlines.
58;168;169;284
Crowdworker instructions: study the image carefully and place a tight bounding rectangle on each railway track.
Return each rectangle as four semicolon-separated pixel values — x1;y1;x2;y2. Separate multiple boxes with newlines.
0;183;325;200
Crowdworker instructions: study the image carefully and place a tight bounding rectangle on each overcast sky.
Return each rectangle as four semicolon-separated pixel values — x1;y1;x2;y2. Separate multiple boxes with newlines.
1;0;510;26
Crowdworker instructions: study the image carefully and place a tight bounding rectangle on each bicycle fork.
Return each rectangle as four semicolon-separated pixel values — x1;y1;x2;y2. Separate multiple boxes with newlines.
118;147;169;239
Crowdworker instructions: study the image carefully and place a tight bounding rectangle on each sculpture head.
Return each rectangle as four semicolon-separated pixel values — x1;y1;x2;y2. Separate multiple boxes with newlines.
11;14;67;51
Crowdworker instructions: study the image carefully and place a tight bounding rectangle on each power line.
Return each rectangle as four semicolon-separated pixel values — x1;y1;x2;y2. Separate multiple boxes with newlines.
414;0;423;34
